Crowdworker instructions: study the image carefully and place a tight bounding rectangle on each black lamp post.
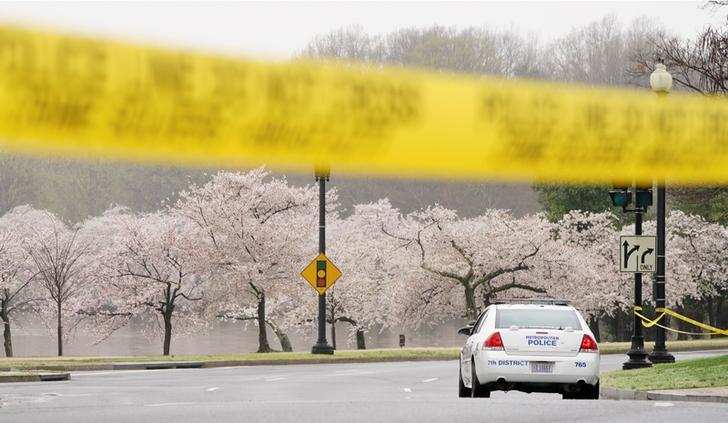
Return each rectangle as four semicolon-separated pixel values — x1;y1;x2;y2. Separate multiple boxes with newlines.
647;64;676;364
311;167;334;355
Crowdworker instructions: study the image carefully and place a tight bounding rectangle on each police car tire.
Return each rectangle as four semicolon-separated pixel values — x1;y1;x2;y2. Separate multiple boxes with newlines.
458;364;471;398
470;360;490;398
583;382;600;400
563;382;599;400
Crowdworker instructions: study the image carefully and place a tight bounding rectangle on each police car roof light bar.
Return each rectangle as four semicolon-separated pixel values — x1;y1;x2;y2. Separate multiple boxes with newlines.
492;298;571;306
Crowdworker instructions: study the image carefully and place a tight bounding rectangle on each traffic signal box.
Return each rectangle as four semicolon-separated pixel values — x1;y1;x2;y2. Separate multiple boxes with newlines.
316;260;327;288
609;183;632;211
609;183;652;212
634;183;653;209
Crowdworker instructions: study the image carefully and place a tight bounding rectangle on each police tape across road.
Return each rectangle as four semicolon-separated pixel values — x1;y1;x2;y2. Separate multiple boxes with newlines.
2;25;728;184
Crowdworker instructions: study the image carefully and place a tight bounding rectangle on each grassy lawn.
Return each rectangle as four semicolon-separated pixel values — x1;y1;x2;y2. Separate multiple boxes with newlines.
1;338;726;371
602;355;728;391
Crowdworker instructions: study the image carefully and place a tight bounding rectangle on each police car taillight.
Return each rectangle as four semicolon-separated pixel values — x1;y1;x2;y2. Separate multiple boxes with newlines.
484;332;504;351
579;334;598;353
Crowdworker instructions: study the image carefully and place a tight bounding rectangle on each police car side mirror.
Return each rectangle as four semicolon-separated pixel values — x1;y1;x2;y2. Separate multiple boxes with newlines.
458;326;472;336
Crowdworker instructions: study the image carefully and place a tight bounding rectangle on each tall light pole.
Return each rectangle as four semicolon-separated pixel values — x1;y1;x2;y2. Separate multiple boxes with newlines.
311;166;334;355
648;63;676;364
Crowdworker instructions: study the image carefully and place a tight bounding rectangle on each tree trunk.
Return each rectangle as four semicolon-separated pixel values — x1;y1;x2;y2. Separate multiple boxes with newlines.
610;312;618;342
717;291;726;329
56;301;63;357
266;319;293;352
331;320;337;350
463;283;478;321
706;296;716;339
256;293;272;353
588;315;600;342
277;332;293;352
675;305;688;340
1;300;12;357
162;309;173;356
356;329;366;350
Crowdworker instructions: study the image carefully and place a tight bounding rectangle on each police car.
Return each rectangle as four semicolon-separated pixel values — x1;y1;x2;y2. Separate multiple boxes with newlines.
458;299;600;399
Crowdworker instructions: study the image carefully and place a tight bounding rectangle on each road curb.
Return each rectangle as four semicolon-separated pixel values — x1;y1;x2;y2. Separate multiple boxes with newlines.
0;355;458;373
601;386;728;404
0;372;70;383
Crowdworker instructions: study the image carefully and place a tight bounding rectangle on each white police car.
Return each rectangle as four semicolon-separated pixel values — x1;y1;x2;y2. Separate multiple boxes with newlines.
458;299;600;399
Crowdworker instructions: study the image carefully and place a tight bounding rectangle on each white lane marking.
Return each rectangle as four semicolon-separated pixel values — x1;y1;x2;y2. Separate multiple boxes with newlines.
205;387;220;392
654;402;674;407
403;388;412;393
265;377;286;382
422;378;438;383
332;370;374;376
53;393;94;398
145;402;195;407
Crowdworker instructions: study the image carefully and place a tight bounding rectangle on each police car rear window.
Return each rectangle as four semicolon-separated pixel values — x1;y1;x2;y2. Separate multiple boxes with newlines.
495;309;582;330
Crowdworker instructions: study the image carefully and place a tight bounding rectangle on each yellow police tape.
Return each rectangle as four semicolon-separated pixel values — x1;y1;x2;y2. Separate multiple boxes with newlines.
635;307;728;336
3;25;728;183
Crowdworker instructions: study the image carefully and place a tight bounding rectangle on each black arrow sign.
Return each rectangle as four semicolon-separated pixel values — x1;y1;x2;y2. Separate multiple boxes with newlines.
623;241;639;268
641;248;654;264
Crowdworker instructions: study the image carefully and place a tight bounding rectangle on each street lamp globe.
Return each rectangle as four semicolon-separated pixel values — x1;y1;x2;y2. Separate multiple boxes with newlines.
650;63;673;93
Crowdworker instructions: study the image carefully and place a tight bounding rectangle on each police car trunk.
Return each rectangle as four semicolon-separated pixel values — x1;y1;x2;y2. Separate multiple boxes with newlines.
496;305;584;358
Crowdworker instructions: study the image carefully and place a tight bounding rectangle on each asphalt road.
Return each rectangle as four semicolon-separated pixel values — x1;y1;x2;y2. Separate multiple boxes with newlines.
1;350;726;423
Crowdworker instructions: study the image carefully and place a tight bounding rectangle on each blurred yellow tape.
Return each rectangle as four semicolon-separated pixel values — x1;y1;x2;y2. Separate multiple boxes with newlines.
2;25;728;183
635;308;728;336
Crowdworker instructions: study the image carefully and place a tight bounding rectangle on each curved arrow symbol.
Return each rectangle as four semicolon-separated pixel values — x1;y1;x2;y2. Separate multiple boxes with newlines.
641;248;654;264
623;241;639;267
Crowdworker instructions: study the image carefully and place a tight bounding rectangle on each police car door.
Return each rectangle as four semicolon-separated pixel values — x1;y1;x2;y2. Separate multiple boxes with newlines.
462;309;489;366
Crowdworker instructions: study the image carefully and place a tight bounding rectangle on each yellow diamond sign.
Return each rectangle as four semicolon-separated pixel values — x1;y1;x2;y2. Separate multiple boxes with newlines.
300;253;342;295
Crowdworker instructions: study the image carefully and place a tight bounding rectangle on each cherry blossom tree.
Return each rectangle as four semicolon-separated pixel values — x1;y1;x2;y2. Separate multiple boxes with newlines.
662;211;727;328
81;209;208;356
21;207;91;356
381;204;567;321
553;211;629;314
553;210;704;339
0;206;43;357
175;168;318;353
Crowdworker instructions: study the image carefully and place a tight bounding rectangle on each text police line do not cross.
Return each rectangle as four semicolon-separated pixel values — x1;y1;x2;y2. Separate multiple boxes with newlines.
620;235;656;273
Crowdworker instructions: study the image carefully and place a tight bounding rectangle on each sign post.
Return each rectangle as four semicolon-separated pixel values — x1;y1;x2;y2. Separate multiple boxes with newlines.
304;167;337;355
622;210;653;370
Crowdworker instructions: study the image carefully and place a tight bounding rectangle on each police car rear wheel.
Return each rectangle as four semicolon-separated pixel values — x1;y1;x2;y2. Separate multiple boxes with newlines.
470;359;490;398
458;364;471;398
563;382;599;400
583;382;600;400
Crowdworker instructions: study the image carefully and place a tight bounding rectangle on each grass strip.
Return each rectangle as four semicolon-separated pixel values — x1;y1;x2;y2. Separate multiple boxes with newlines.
602;354;728;391
1;338;726;372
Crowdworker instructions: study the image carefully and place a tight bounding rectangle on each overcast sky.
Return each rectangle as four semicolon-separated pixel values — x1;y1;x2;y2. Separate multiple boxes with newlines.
0;1;724;59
